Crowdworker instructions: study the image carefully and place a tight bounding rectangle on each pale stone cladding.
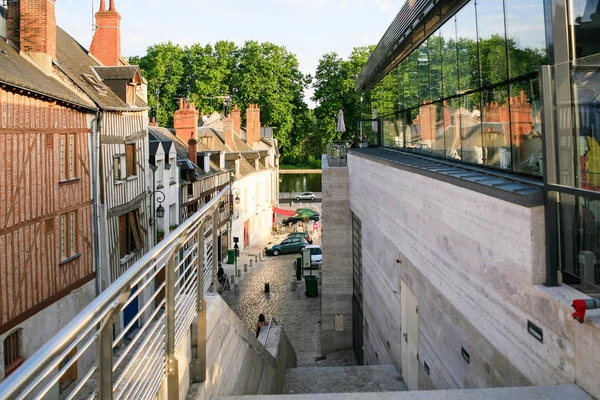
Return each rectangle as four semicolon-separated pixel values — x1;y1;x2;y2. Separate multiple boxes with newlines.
320;156;353;354
345;152;600;398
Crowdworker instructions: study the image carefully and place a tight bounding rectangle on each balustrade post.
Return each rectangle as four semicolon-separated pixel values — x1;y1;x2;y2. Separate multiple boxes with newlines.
166;249;179;398
191;221;207;383
97;312;115;400
212;212;219;294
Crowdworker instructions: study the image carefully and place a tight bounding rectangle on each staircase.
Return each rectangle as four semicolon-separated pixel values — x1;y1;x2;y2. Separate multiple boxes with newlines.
283;365;407;395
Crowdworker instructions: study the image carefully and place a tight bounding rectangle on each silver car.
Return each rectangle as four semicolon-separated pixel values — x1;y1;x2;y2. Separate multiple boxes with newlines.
295;192;316;201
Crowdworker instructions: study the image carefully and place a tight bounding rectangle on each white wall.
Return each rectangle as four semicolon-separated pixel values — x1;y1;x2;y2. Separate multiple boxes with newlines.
149;142;180;246
347;153;600;398
231;169;275;248
0;281;96;397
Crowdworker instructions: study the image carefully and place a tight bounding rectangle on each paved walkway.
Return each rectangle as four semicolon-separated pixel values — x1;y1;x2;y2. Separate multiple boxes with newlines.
283;365;407;395
220;235;322;366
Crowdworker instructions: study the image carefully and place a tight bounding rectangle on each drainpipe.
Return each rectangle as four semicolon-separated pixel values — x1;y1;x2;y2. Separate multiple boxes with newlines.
572;299;600;323
91;111;103;296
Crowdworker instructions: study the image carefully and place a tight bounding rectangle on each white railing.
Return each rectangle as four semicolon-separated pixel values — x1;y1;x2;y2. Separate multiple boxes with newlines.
0;186;229;400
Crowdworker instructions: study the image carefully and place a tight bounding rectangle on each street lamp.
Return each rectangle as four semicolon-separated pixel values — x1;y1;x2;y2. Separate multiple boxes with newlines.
148;190;166;226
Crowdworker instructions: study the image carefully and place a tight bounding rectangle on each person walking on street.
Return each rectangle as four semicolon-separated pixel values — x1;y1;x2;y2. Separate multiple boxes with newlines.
256;313;269;338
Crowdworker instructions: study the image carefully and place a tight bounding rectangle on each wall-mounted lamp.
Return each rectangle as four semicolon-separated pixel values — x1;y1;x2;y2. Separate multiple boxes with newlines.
149;190;166;226
235;195;241;205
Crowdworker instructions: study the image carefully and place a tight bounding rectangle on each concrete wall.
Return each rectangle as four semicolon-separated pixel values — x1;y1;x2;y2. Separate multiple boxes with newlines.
187;295;297;400
346;153;600;398
320;155;353;354
0;280;96;397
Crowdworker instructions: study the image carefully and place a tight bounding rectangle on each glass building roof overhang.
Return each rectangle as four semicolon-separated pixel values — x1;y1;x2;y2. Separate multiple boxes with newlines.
356;0;470;94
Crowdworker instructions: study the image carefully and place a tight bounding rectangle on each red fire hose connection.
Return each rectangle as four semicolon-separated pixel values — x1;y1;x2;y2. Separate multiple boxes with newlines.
572;298;600;323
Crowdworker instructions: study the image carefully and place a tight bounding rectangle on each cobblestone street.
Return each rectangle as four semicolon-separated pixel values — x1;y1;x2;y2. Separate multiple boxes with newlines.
221;245;322;367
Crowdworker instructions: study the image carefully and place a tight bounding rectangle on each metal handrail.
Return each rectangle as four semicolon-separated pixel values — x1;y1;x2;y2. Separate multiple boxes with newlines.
262;317;278;346
0;185;230;400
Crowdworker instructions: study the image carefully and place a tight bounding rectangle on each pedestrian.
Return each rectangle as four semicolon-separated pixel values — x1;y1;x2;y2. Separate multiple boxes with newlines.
350;138;358;148
256;313;269;338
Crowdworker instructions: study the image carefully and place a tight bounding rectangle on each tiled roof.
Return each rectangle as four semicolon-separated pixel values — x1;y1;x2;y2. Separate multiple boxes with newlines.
55;28;146;111
94;66;140;81
0;36;95;109
149;127;189;160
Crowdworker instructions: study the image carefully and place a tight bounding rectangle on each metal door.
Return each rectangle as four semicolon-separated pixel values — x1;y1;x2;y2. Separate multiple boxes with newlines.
401;280;419;390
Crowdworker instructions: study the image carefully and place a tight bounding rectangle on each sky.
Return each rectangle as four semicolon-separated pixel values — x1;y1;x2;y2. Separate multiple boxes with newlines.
56;0;402;108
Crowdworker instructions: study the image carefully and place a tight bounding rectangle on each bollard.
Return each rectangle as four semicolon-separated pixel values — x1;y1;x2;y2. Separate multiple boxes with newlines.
250;259;254;267
254;255;258;262
264;283;270;293
237;269;241;278
291;280;297;291
244;263;248;272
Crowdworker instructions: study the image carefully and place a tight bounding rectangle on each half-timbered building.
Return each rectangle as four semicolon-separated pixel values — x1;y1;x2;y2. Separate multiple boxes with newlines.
0;1;97;388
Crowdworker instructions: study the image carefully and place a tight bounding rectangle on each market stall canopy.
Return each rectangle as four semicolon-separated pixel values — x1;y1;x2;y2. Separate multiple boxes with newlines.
273;207;296;216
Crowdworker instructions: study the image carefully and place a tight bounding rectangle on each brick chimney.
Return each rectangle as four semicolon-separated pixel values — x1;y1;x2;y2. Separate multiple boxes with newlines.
7;0;57;73
90;0;121;66
231;105;241;134
246;104;261;148
188;139;198;166
174;98;199;143
223;115;237;151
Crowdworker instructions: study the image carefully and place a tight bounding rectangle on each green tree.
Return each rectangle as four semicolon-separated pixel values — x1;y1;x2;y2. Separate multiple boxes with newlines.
133;42;185;127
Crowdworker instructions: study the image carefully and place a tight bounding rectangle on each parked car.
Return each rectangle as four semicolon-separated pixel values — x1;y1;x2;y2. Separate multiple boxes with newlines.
282;214;320;226
287;231;313;244
307;245;322;266
295;192;316;201
265;237;308;256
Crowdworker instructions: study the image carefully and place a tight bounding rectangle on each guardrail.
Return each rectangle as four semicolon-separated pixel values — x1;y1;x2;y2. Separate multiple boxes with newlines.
0;186;230;400
326;142;349;167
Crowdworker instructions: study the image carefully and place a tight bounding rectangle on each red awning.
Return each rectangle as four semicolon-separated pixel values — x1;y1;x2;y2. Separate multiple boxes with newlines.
273;207;296;217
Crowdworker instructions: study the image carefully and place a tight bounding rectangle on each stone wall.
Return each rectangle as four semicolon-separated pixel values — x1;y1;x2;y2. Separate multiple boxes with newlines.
347;152;600;398
187;295;297;400
320;155;353;354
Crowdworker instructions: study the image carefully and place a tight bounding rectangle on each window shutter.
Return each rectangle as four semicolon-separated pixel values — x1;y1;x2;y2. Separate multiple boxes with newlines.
130;211;144;249
119;215;127;257
126;144;136;176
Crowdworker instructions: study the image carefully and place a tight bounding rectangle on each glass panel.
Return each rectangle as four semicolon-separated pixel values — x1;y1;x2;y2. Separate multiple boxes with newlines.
383;114;403;148
560;194;600;295
481;85;511;170
456;2;480;92
441;17;459;98
459;93;484;164
568;0;600;61
432;103;446;158
429;30;443;101
407;53;420;108
476;0;508;86
505;0;548;78
573;65;600;190
445;98;463;160
510;78;543;175
414;104;434;154
397;63;406;111
405;109;420;149
418;42;430;103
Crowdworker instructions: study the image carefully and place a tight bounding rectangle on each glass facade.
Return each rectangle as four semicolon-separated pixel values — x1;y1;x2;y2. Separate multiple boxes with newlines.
364;0;548;177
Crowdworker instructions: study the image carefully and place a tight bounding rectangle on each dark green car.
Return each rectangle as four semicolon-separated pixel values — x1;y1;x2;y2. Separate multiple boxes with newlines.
265;237;308;256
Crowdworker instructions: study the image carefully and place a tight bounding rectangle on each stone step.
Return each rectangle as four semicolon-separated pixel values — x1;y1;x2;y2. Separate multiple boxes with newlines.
214;384;593;400
283;365;407;395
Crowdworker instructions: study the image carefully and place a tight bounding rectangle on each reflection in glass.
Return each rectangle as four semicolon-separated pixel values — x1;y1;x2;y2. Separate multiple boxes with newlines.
560;194;600;295
441;18;459;98
431;103;446;158
477;0;508;86
383;114;404;148
456;2;479;92
460;93;483;164
407;53;419;108
429;30;443;101
505;0;548;78
568;0;600;60
418;43;430;103
510;79;543;175
481;85;511;169
406;109;420;148
445;98;462;160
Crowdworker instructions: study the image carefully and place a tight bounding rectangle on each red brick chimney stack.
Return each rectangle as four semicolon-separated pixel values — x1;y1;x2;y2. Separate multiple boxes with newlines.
246;104;261;147
90;0;122;66
188;139;198;166
174;99;199;143
231;105;241;135
7;0;57;73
